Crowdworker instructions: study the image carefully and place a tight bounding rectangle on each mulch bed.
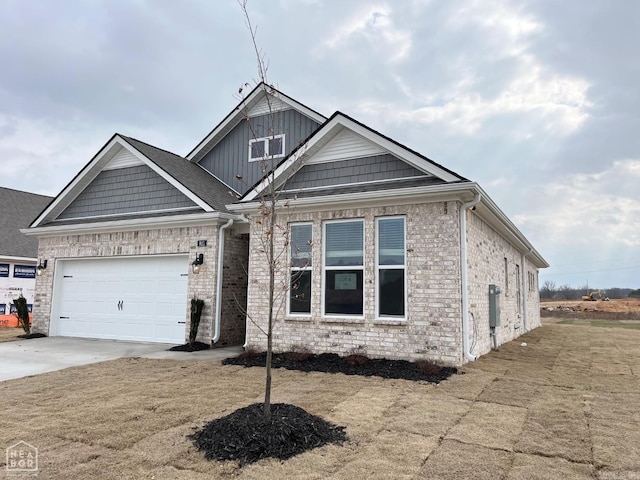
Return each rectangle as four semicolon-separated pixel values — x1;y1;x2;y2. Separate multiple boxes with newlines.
168;341;210;352
223;351;457;383
17;333;47;339
189;403;347;466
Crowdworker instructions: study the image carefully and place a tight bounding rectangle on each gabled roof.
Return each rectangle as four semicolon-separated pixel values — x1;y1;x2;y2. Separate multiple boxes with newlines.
240;111;468;202
186;82;327;164
0;187;53;258
121;136;234;213
31;135;234;228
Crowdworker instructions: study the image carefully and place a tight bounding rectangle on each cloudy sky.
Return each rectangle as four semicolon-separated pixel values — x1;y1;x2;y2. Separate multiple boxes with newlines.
1;0;638;289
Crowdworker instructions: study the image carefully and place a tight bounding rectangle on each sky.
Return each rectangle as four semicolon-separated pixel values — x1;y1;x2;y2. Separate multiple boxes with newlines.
1;0;638;290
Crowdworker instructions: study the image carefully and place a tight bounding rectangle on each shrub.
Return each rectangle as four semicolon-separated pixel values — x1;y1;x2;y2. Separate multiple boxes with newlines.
415;360;442;376
345;354;369;367
189;297;205;344
238;346;262;360
12;295;30;335
286;345;312;362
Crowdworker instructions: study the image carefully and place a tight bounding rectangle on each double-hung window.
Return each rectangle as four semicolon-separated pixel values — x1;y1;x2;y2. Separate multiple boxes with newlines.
249;134;285;162
289;223;312;315
324;220;364;316
376;217;406;318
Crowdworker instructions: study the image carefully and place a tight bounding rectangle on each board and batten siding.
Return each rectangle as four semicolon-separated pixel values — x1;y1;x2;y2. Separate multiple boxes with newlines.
58;165;198;219
197;109;320;195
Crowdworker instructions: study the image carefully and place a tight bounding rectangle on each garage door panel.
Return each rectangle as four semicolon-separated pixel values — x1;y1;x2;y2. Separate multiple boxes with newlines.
53;256;189;343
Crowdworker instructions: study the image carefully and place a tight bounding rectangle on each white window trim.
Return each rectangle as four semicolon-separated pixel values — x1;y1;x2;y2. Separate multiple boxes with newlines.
322;218;365;319
287;222;313;317
248;134;286;162
375;216;407;320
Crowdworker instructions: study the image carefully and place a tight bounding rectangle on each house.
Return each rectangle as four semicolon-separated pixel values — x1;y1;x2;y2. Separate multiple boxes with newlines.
24;83;548;365
0;187;53;327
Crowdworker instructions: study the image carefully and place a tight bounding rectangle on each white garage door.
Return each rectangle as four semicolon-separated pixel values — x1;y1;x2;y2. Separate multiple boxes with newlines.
51;255;189;343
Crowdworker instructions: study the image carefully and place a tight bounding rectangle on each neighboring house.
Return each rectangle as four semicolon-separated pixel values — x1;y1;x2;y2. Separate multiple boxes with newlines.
0;187;53;326
25;83;548;365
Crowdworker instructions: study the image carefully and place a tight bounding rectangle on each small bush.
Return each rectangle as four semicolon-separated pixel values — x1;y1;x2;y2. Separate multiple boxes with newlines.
12;295;30;335
238;346;262;360
345;354;369;367
189;297;205;344
286;345;312;362
415;360;442;376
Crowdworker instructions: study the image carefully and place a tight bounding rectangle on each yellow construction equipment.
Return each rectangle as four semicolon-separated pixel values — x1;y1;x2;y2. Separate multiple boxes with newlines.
581;290;607;301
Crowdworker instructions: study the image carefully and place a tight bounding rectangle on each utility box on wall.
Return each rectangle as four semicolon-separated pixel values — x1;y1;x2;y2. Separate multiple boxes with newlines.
489;284;501;327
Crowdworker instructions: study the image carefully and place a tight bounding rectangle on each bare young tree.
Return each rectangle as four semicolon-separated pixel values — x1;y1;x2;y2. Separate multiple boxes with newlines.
236;0;309;421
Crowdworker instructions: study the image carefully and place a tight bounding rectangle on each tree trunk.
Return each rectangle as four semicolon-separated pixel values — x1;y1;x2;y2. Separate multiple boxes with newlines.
263;203;276;421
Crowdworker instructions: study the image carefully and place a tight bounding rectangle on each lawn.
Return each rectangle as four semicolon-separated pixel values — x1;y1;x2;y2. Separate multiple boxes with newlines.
0;327;23;343
1;322;639;479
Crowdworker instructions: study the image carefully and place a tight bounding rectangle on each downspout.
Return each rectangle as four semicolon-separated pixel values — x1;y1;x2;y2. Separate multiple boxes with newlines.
521;248;533;332
212;218;234;344
460;193;481;362
237;214;251;350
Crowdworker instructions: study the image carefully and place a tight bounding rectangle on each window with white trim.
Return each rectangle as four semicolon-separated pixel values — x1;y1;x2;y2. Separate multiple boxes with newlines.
323;220;364;316
289;223;312;315
249;134;285;162
516;263;521;314
376;217;406;318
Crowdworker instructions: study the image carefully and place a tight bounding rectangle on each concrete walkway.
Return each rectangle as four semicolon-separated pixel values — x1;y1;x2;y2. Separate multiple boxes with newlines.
0;336;243;382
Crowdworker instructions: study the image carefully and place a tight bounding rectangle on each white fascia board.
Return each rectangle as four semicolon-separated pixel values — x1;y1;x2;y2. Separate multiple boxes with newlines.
22;212;243;237
334;116;460;182
470;185;549;268
118;136;214;212
186;85;326;162
234;182;477;212
31;135;124;228
232;181;549;268
0;256;37;263
31;136;215;228
242;114;461;202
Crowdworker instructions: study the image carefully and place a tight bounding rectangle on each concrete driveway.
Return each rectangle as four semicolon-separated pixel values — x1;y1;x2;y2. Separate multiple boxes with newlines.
0;337;242;382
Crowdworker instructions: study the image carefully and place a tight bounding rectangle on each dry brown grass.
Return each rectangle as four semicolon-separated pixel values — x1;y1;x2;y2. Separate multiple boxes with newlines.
1;322;639;478
0;327;22;343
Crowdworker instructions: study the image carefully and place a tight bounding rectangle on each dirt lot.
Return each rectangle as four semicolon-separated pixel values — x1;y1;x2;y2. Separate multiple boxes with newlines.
1;322;639;479
541;297;640;320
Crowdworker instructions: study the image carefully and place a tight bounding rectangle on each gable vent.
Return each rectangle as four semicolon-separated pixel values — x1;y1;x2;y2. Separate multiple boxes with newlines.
307;128;387;165
247;95;290;117
104;147;144;170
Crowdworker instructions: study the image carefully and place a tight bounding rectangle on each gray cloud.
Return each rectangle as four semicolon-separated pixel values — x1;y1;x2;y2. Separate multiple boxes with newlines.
0;0;638;288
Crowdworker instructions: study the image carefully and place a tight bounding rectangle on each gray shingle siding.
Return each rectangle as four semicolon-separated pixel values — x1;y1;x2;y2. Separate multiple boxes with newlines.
0;187;52;258
198;109;320;195
284;154;428;191
58;165;197;219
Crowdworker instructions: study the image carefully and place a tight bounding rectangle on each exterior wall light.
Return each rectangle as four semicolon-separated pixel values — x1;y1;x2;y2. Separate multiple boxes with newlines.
191;253;204;274
36;259;48;276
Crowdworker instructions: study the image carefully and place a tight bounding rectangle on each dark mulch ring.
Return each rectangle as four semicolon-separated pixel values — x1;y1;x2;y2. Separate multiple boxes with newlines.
17;332;47;339
189;403;347;466
168;341;211;352
224;351;457;383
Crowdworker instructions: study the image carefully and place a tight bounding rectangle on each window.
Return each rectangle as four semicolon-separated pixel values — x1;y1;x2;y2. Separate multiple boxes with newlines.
377;217;406;318
249;134;285;161
324;220;364;316
516;264;521;314
289;223;312;315
504;257;509;295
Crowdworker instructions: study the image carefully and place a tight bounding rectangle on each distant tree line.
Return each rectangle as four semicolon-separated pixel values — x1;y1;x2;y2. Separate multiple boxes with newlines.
540;281;637;300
